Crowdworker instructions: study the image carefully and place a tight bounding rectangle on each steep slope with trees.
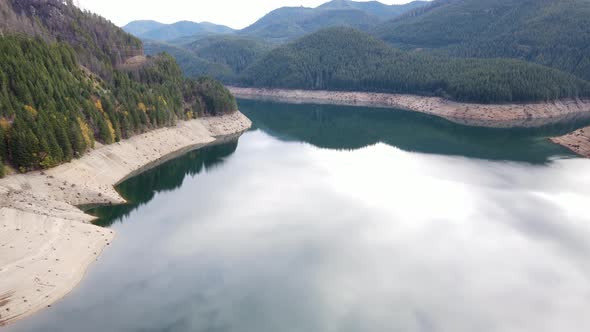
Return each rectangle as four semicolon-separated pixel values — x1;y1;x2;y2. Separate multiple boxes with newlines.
144;40;234;80
145;36;274;83
241;27;590;104
376;0;590;81
0;0;238;176
186;36;273;77
0;0;143;79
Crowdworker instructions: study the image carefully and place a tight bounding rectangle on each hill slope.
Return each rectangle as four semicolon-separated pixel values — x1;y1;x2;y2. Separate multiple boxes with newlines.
376;0;590;81
0;0;237;175
319;0;428;20
0;0;143;78
121;20;166;36
187;36;273;76
144;40;234;80
145;36;274;83
240;0;426;42
241;27;590;103
124;20;235;41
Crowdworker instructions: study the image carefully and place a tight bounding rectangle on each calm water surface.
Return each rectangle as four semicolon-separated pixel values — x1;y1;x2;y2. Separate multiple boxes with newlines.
7;100;590;332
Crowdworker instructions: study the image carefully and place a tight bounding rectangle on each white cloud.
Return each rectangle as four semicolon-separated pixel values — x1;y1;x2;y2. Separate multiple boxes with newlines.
75;0;420;29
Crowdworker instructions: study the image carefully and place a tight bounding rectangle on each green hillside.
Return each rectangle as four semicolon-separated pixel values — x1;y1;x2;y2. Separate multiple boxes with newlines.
318;0;428;20
0;0;237;175
145;36;274;83
144;41;234;80
376;0;590;81
242;27;590;103
122;20;166;36
127;20;235;41
239;0;425;42
187;36;273;76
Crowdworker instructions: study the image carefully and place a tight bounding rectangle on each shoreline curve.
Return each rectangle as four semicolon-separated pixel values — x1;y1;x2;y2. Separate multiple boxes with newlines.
0;111;252;326
229;87;590;128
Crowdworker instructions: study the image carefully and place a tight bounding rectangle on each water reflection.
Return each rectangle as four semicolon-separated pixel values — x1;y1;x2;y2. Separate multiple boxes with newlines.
6;101;590;332
239;99;584;163
88;141;239;227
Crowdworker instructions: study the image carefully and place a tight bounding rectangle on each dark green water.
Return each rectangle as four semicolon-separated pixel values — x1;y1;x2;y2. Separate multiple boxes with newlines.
7;100;590;332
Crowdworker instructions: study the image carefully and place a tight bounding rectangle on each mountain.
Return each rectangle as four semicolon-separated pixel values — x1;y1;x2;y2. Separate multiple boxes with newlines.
144;40;234;80
124;20;235;41
240;0;427;42
241;27;590;103
318;0;429;20
121;20;165;36
145;35;273;83
186;36;273;76
376;0;590;81
0;0;237;175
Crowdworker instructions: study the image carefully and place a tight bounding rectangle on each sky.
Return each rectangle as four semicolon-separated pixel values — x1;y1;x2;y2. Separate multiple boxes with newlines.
75;0;419;29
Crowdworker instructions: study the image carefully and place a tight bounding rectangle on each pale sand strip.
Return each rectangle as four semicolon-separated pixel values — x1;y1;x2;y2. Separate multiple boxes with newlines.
229;87;590;128
0;111;252;325
551;126;590;158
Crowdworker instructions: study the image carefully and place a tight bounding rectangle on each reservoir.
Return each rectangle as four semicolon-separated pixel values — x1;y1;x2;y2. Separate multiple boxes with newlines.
7;100;590;332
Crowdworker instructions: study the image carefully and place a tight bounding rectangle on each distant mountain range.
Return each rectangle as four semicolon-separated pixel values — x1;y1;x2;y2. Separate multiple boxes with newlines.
130;0;590;105
238;0;428;42
123;20;235;41
124;0;428;43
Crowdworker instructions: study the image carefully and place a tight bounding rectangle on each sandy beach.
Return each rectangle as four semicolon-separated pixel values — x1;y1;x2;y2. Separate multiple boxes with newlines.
0;111;252;326
229;87;590;128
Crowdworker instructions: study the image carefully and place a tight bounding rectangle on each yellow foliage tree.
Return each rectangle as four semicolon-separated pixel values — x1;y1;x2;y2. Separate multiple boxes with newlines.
137;102;147;113
158;96;167;106
0;118;10;132
24;105;38;118
95;100;104;113
77;117;94;149
106;118;116;143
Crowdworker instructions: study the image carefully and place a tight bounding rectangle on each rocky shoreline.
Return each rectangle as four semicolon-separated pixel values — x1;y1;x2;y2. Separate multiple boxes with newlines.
229;87;590;128
0;111;252;326
550;126;590;158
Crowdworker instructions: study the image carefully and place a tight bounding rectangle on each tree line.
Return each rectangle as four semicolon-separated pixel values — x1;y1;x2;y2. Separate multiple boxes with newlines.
0;36;236;176
240;27;590;103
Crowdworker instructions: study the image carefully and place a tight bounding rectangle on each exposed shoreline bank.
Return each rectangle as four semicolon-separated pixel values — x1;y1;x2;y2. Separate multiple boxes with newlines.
550;126;590;158
0;112;252;326
229;87;590;128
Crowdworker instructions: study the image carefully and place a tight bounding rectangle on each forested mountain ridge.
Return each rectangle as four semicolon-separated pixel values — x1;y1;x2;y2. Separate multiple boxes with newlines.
0;0;237;176
318;0;429;20
186;36;273;77
122;20;166;37
241;27;590;104
124;20;235;42
239;0;427;42
375;0;590;81
145;36;274;83
144;40;235;80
